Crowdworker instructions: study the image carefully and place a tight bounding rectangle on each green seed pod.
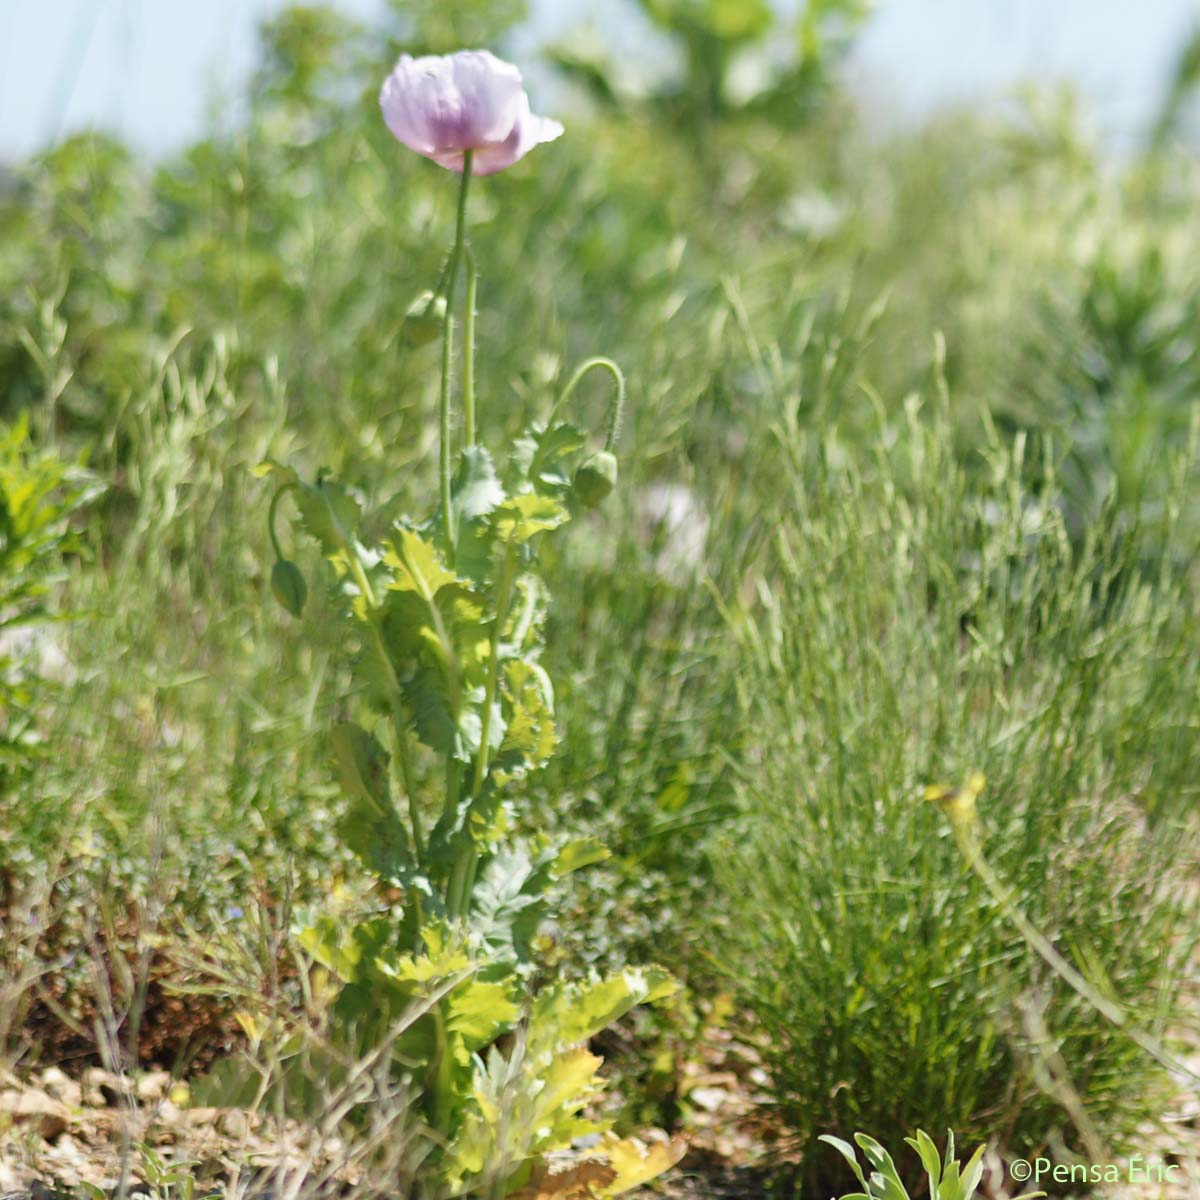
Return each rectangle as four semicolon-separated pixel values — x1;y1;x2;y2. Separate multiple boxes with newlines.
271;558;308;618
572;450;618;508
400;290;447;348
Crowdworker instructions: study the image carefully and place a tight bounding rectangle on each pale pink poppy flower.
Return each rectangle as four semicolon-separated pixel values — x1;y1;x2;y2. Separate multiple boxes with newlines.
379;49;563;176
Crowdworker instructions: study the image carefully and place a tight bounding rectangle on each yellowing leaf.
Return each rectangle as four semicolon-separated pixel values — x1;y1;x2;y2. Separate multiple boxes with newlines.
601;1134;688;1194
494;494;569;543
383;527;457;599
552;836;610;878
531;1047;603;1136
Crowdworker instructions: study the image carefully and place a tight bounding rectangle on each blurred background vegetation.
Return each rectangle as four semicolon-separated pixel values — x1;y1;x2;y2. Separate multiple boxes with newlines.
2;1;1200;1191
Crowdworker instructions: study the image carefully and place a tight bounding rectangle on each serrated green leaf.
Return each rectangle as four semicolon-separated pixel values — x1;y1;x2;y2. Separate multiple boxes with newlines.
404;664;461;758
446;977;519;1049
470;843;559;964
297;914;395;983
528;967;677;1056
329;722;389;814
493;493;569;543
329;722;413;878
512;421;588;495
490;658;557;784
294;477;361;558
453;445;506;521
384;526;457;599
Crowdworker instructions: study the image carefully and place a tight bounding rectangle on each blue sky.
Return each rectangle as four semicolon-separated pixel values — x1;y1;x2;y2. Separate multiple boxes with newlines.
1;0;1196;161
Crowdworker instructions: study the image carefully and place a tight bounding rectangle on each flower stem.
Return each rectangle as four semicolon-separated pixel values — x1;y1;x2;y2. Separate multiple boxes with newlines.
473;539;519;796
943;807;1200;1087
449;539;520;923
267;483;298;561
438;150;473;554
546;356;627;448
463;247;478;447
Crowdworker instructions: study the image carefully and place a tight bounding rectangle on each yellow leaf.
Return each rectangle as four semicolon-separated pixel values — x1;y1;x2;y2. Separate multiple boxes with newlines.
531;1047;603;1137
234;1011;264;1042
383;527;457;600
601;1134;688;1194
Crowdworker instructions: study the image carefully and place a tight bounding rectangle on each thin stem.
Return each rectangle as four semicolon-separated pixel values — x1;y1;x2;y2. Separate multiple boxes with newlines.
463;247;478;447
473;540;519;796
945;811;1200;1087
438;150;474;553
444;761;465;917
451;539;520;922
267;483;298;561
397;728;423;859
546;356;627;449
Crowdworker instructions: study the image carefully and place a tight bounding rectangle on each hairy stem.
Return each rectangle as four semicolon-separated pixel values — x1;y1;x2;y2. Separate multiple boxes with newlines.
438;150;474;554
546;355;627;449
463;247;478;447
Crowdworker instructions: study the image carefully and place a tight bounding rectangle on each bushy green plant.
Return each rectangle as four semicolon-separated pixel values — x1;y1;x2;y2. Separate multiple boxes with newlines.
710;372;1200;1186
821;1129;1043;1200
0;414;98;790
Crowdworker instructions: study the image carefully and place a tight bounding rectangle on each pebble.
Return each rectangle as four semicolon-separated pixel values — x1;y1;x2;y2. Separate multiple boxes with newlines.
0;1088;70;1141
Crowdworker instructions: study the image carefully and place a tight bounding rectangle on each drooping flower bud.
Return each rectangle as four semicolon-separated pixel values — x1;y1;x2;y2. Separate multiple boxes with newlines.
400;290;447;348
271;558;308;618
572;451;618;508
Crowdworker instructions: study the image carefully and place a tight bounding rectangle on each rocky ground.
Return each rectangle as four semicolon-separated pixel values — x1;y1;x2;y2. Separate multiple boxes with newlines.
2;1039;1198;1200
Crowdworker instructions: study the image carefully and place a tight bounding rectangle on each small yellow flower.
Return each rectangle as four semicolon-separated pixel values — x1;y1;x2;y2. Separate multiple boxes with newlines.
924;771;986;827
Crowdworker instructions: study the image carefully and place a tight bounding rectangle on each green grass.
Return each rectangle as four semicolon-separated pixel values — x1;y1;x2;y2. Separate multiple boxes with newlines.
707;384;1200;1188
2;2;1200;1189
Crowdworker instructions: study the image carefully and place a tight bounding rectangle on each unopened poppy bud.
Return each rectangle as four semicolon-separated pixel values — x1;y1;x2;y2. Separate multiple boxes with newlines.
401;291;447;348
271;558;308;618
572;451;618;508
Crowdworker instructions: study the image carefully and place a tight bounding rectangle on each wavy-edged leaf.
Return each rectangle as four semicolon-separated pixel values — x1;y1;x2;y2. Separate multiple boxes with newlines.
602;1133;688;1195
453;445;506;521
491;658;558;784
384;526;457;599
494;493;569;543
329;722;412;877
445;977;519;1050
529;967;678;1056
511;421;588;496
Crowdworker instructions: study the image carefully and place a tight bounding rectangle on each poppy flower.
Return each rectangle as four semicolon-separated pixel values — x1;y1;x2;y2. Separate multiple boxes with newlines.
380;49;563;175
